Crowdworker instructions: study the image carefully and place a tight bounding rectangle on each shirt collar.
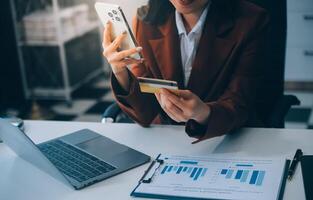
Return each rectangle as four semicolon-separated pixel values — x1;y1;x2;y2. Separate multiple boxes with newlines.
175;2;211;36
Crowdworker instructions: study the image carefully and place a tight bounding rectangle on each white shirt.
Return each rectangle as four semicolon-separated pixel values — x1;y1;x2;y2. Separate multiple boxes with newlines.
175;3;210;87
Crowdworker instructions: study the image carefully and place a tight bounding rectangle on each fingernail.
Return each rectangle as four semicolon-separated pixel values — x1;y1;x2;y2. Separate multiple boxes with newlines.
106;20;110;24
136;47;143;52
122;31;127;35
140;58;145;63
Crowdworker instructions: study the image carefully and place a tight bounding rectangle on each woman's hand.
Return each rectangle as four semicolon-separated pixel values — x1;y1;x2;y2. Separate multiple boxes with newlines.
102;21;143;74
155;89;211;124
102;21;143;91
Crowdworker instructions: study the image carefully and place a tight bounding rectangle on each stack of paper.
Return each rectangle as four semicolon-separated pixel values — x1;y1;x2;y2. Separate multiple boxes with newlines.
22;4;90;43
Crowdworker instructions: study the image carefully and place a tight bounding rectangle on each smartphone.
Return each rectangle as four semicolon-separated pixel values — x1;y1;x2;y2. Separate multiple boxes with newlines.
95;2;141;60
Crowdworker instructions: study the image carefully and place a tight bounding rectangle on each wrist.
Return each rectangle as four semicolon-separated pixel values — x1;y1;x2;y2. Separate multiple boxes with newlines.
112;67;130;92
195;105;211;125
112;66;127;75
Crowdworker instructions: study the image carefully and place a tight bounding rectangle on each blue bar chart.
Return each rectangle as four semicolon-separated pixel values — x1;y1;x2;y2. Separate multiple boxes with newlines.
160;160;265;186
220;168;266;186
160;161;208;181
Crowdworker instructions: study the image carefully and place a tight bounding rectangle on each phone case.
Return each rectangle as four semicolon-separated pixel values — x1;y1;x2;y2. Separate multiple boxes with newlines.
95;2;141;59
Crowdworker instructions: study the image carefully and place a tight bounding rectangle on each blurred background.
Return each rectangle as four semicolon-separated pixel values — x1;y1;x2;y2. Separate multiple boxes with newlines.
0;0;312;129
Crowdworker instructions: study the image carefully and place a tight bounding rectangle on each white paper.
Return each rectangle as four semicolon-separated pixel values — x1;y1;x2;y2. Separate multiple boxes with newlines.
134;155;287;200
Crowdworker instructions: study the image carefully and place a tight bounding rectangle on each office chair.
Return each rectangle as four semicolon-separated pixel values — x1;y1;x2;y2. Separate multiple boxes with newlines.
102;0;300;128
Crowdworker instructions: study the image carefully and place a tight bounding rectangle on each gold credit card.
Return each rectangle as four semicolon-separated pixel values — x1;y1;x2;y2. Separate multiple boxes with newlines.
138;77;178;94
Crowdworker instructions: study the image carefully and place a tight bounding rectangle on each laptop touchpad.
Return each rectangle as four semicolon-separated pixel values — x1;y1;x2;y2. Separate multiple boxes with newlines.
75;137;129;162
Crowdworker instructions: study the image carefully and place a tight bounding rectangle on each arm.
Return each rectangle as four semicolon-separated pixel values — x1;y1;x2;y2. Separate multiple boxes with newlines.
187;12;271;141
108;17;162;126
155;12;270;142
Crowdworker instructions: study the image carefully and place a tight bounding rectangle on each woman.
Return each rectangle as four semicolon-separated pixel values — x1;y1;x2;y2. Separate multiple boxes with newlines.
102;0;276;143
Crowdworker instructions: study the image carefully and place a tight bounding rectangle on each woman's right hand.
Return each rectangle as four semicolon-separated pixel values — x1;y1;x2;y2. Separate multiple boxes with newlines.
102;21;143;75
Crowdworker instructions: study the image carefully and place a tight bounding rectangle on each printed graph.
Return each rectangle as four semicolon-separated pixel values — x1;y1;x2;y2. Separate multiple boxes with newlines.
135;155;285;200
160;160;208;181
220;164;265;186
159;160;266;187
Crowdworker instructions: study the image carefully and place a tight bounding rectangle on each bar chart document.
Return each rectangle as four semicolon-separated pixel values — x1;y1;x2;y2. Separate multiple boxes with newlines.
131;154;288;200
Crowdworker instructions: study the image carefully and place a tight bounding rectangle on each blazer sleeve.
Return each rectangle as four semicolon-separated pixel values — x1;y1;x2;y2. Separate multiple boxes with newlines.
110;17;160;127
186;11;271;140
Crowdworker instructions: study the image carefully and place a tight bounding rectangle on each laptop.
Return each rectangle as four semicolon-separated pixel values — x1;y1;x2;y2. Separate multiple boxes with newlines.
0;119;150;190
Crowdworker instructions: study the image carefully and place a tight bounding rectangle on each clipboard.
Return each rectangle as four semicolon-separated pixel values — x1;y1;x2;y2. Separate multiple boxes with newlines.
131;154;290;200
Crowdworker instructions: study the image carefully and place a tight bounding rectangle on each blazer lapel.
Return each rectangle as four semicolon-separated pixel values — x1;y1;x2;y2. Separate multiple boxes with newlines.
187;2;236;98
148;14;185;89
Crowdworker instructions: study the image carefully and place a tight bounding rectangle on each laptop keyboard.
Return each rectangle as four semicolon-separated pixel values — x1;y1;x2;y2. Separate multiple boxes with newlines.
38;140;116;182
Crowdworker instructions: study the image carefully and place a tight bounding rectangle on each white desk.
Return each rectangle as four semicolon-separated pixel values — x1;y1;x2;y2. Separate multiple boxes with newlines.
0;120;312;200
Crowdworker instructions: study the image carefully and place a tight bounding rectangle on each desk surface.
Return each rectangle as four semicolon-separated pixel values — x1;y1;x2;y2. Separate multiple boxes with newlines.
0;120;312;200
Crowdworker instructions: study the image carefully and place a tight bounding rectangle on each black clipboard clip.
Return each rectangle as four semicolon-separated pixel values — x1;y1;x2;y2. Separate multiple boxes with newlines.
139;154;164;184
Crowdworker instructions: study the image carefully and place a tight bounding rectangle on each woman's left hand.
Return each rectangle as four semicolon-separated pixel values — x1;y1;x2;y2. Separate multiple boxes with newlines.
155;89;211;124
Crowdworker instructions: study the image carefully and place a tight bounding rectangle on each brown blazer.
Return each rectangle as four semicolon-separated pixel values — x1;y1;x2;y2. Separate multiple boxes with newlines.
111;0;278;140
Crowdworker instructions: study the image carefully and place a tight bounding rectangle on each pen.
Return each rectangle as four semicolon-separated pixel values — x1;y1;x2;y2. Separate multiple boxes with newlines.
287;149;303;181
